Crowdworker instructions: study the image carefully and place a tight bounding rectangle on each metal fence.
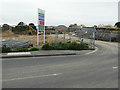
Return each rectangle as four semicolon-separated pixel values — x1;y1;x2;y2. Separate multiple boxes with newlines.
1;25;119;50
95;29;119;42
1;25;37;49
54;27;119;49
55;27;96;49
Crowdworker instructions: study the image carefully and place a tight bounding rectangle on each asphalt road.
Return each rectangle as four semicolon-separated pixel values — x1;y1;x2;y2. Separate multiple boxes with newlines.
2;40;118;88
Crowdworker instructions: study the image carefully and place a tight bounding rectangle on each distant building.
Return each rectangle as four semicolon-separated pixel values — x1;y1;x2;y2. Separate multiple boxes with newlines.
45;26;57;34
58;25;67;27
69;24;80;27
45;26;56;31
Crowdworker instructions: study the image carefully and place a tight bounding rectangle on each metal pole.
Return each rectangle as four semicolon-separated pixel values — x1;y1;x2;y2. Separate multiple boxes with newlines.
55;29;58;46
9;26;12;40
78;31;80;41
37;8;39;46
63;29;65;43
44;29;45;44
43;11;45;44
69;28;71;41
109;31;111;42
37;26;39;46
90;28;95;49
93;31;95;49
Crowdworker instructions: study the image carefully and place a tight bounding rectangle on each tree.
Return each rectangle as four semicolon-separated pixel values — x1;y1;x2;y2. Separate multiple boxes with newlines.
93;25;97;28
74;23;77;26
2;24;9;31
15;22;28;34
17;22;26;26
115;22;120;28
80;24;86;28
69;23;78;27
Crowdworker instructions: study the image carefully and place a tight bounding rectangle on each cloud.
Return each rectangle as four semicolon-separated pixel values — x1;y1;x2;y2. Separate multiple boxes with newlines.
1;0;118;26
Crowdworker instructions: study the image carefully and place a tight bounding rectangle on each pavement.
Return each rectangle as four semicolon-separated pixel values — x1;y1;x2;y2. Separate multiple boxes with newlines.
1;35;97;58
2;49;96;58
2;40;118;88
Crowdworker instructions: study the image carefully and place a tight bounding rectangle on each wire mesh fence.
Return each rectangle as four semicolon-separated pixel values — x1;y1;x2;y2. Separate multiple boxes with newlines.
54;27;96;49
1;24;119;50
1;25;57;48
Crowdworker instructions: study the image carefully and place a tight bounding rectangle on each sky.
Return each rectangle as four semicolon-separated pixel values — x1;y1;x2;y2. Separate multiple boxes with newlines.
1;0;119;27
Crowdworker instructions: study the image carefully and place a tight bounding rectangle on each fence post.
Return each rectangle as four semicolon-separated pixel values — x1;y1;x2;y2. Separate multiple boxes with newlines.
109;31;112;42
90;28;95;49
9;26;12;40
55;29;58;46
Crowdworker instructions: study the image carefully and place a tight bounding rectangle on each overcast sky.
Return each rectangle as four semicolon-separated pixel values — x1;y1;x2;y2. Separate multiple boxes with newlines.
1;0;119;26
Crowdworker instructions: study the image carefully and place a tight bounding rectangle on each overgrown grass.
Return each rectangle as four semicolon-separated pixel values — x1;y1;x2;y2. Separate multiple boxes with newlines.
1;42;90;53
1;46;40;53
0;45;11;53
42;42;89;50
29;47;39;51
14;47;28;52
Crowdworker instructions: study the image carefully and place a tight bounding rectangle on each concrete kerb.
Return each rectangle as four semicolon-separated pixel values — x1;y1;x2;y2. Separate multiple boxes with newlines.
2;53;76;58
2;47;98;58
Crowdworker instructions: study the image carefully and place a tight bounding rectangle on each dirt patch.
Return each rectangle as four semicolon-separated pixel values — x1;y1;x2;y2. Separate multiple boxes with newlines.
1;30;19;38
1;31;56;47
1;30;70;48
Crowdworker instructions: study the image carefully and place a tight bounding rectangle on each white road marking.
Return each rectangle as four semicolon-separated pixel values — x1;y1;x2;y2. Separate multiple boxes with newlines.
85;47;98;55
7;52;31;56
112;67;118;69
3;73;62;82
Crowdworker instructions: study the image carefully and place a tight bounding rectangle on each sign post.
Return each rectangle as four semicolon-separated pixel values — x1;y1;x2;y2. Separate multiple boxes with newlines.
37;8;45;46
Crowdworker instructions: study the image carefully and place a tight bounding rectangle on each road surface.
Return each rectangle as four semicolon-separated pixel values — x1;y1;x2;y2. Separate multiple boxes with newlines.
2;40;118;88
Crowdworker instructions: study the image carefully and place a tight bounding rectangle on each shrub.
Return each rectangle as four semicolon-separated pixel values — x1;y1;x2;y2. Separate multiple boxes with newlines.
68;42;79;50
0;47;2;53
29;47;39;51
29;44;33;47
15;47;28;52
57;42;68;50
51;43;57;50
42;42;89;50
67;41;71;43
2;45;11;53
42;43;52;50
